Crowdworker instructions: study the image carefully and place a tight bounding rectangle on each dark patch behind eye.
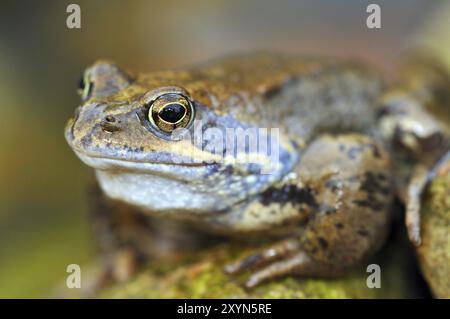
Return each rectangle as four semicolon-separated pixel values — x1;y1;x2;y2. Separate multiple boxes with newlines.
260;184;318;208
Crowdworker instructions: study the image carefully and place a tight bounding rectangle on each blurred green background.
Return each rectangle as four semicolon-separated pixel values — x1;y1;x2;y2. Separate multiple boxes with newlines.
0;0;449;298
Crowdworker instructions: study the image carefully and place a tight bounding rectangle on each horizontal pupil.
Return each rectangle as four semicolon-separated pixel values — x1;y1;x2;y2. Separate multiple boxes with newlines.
158;103;186;123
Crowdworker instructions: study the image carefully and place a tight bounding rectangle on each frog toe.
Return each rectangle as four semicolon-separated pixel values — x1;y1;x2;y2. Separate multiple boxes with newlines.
224;239;324;288
244;251;312;288
224;239;300;275
405;165;429;246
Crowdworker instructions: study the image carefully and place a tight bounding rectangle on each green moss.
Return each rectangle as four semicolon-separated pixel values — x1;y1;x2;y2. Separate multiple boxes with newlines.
97;237;419;299
416;159;450;298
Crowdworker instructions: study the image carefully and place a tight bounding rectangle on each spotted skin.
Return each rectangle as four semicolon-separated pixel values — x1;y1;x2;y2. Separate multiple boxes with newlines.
65;53;449;288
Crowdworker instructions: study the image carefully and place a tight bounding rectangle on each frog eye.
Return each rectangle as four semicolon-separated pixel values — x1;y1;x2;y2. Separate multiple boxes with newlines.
78;61;131;101
77;72;93;101
147;93;194;134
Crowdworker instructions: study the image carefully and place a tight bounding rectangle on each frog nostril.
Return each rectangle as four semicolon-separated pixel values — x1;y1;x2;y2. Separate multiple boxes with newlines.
100;119;121;133
105;115;116;123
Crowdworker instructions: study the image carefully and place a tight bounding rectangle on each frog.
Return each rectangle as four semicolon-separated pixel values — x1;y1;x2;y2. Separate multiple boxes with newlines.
65;52;450;289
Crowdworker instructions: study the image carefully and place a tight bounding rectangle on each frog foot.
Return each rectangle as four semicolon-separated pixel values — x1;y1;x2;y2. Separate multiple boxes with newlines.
406;150;450;246
224;239;314;288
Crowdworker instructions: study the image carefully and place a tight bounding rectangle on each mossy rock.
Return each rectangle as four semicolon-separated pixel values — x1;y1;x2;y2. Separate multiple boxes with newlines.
95;234;422;299
416;158;450;298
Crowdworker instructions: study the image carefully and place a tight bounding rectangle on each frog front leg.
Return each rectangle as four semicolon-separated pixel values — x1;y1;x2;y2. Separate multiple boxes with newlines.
224;134;393;288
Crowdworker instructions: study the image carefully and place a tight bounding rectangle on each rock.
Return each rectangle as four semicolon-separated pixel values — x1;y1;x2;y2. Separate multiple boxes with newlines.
97;237;422;298
416;158;450;298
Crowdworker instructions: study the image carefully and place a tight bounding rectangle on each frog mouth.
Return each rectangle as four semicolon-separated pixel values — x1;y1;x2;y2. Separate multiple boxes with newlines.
76;153;219;180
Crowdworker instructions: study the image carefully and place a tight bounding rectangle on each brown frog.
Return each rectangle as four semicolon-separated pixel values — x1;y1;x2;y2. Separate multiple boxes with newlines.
65;53;449;288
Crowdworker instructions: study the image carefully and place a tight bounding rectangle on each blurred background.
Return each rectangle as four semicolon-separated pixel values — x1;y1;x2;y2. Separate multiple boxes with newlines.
0;0;449;298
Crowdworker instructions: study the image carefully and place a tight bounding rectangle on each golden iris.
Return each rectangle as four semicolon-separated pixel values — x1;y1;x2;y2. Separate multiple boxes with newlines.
148;93;193;133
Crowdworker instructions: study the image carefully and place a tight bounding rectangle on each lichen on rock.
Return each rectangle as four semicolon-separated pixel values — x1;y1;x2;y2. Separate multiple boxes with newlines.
416;158;450;298
98;238;422;299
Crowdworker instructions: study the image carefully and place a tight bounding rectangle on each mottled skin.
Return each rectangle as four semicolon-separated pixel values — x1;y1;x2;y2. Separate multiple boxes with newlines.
65;53;449;288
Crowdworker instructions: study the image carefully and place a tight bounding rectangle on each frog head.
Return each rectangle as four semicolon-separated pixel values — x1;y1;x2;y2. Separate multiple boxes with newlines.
65;61;297;217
